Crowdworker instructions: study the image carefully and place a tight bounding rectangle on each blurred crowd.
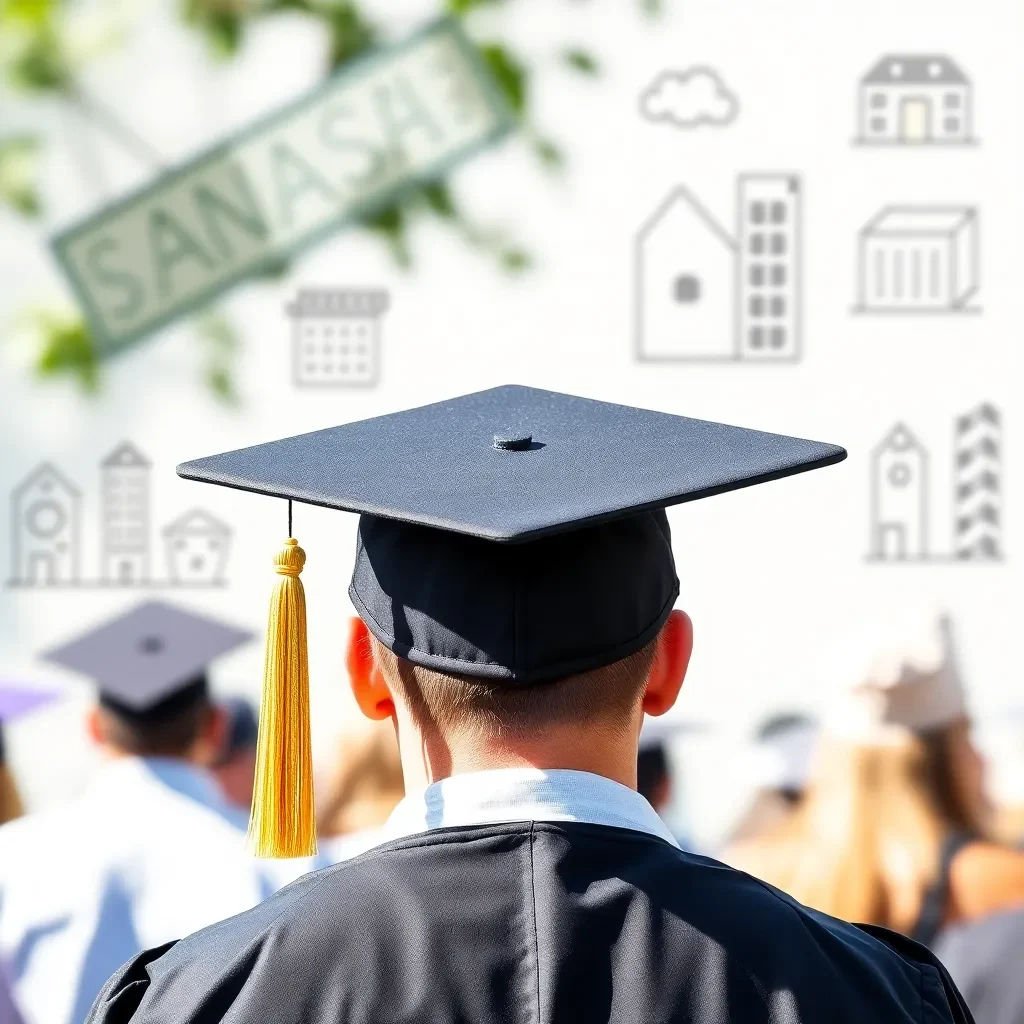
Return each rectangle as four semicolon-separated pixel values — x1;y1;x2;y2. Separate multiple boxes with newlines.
1;604;1023;1024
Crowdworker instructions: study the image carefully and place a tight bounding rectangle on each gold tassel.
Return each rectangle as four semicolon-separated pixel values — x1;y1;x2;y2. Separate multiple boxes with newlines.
248;536;317;858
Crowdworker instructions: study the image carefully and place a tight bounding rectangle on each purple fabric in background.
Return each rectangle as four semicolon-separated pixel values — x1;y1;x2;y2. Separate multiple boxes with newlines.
0;687;61;723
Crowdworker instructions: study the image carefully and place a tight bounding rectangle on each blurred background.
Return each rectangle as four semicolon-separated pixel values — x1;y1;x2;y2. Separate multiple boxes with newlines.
1;0;1023;1018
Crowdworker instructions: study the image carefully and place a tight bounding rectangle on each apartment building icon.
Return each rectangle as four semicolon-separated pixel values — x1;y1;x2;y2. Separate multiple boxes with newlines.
954;405;1001;560
101;442;150;584
636;173;802;362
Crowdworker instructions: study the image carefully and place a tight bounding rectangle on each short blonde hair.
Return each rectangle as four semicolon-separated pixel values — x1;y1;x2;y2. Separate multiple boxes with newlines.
370;634;658;737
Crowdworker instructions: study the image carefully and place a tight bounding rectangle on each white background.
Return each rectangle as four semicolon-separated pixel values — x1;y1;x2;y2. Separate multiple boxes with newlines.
1;0;1020;846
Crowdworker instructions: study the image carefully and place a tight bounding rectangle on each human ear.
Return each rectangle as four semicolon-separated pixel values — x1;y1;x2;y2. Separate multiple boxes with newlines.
86;706;105;746
641;609;693;718
346;617;395;722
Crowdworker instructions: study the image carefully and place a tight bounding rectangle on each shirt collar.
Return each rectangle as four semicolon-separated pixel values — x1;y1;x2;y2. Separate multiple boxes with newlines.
381;768;679;848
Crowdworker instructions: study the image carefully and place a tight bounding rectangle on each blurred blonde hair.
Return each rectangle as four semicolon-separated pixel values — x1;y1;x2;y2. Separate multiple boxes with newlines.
731;721;987;933
0;764;24;827
317;721;405;839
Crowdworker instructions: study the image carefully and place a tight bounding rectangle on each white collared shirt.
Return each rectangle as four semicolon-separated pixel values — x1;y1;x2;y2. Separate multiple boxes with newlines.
0;757;314;1024
380;768;679;848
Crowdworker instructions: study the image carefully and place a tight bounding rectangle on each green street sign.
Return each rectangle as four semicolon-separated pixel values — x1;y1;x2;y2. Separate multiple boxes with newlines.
52;19;513;354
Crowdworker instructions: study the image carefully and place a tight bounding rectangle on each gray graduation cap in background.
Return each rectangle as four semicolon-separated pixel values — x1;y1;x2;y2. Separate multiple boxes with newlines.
178;385;846;686
42;600;253;715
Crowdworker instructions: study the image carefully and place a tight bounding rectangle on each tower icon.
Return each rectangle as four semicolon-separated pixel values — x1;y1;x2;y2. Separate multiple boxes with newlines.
870;423;929;561
9;463;81;585
100;442;151;585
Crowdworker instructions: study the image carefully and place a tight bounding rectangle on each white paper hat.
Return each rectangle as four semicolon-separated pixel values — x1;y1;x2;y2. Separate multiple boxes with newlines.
823;610;967;743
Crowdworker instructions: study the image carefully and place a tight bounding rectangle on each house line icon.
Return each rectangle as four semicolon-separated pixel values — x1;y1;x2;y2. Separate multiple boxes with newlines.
855;54;975;147
635;173;803;363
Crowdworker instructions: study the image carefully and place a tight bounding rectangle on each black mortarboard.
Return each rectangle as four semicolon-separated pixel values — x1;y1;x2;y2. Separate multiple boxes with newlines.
41;600;253;716
176;384;845;857
179;384;844;682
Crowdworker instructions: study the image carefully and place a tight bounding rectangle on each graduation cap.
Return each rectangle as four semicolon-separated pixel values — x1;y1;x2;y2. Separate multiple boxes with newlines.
177;384;845;857
41;600;253;718
0;686;62;764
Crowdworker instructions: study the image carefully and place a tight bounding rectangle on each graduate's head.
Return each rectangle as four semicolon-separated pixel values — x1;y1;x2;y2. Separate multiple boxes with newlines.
348;608;693;751
87;678;227;762
43;600;254;766
175;384;845;850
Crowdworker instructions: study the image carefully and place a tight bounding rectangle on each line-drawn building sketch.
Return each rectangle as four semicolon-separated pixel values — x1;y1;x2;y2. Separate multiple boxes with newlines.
101;441;150;585
286;288;389;387
163;509;231;585
639;67;739;130
636;173;802;362
954;404;1002;561
856;55;974;146
7;447;232;588
9;463;81;585
869;407;1005;565
635;188;736;360
870;424;929;561
855;207;979;314
737;176;801;360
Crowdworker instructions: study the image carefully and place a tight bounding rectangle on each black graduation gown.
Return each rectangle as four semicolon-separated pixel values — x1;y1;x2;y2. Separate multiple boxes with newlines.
86;821;974;1024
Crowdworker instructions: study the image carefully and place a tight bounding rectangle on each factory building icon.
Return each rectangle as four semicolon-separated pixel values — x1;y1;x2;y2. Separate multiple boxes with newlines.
6;444;232;588
855;55;975;147
855;206;980;314
635;173;802;362
869;405;1003;564
9;463;81;586
101;442;150;584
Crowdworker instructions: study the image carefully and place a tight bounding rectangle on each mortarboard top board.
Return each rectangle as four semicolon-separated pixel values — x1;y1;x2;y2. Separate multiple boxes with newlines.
178;385;845;684
41;600;253;715
178;384;845;544
176;384;845;858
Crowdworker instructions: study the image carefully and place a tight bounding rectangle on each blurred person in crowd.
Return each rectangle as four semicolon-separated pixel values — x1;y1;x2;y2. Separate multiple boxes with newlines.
316;719;405;862
211;695;259;812
975;708;1024;848
725;712;818;847
90;394;972;1024
726;612;1024;950
934;907;1024;1024
636;717;702;850
0;686;61;827
0;601;314;1024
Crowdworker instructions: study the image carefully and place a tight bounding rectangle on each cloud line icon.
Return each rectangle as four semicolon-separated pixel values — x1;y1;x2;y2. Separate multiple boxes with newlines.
640;67;740;129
